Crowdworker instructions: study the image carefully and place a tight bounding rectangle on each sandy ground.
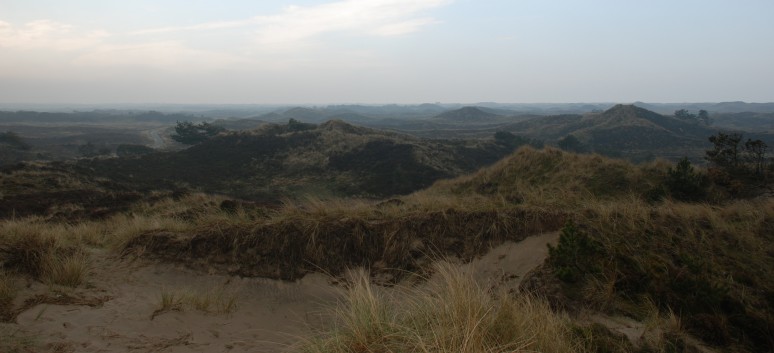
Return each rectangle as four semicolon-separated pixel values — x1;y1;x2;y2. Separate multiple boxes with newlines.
6;232;561;352
12;251;343;352
462;231;559;292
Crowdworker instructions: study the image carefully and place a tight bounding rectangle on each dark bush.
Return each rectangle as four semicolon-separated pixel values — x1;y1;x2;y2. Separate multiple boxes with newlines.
665;158;708;201
548;222;603;283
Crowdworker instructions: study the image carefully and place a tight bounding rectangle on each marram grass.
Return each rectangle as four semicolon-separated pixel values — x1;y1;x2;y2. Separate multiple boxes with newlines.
300;262;586;353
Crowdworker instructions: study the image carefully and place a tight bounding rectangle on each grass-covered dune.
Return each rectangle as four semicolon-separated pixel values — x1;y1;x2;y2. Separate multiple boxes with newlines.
1;146;772;352
76;119;519;199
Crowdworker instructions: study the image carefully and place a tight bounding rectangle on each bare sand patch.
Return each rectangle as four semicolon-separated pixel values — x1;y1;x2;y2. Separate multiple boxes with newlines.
14;252;342;352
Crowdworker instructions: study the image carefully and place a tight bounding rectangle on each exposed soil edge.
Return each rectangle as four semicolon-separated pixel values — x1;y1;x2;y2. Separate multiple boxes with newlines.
126;209;568;281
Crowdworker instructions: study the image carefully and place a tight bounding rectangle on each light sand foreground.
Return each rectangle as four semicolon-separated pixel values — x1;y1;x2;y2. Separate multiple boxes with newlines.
7;232;559;352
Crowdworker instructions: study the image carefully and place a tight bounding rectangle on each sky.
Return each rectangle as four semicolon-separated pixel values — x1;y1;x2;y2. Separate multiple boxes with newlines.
0;0;773;104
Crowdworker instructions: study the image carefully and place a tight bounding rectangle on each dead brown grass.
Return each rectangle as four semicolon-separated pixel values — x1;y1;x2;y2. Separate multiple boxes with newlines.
424;146;668;209
300;262;586;353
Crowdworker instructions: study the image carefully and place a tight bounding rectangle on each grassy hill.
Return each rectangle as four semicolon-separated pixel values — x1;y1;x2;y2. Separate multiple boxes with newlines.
500;104;722;160
76;120;519;200
712;111;774;131
432;106;502;123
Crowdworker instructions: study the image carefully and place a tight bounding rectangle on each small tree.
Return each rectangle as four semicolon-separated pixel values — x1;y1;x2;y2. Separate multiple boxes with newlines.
674;109;696;120
706;132;743;170
171;121;225;145
557;134;586;153
743;139;768;176
666;158;708;201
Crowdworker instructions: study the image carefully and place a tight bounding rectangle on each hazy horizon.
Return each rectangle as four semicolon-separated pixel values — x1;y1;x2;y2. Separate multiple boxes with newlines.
2;0;773;104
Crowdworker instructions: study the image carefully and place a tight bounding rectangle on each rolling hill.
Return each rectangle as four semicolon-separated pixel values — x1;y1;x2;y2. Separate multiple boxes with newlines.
76;120;519;199
258;107;373;123
432;106;502;123
501;104;724;159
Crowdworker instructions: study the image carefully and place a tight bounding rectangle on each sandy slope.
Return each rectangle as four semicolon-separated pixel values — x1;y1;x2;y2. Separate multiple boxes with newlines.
14;253;342;352
462;231;559;292
8;232;560;352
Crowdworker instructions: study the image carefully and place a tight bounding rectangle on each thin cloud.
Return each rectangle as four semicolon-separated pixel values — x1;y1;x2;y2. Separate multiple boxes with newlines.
131;0;451;44
130;19;255;36
1;0;451;74
74;41;250;71
257;0;450;44
0;20;108;51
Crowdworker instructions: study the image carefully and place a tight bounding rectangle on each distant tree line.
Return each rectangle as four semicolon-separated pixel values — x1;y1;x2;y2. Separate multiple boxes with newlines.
674;109;711;125
171;121;226;145
664;132;770;201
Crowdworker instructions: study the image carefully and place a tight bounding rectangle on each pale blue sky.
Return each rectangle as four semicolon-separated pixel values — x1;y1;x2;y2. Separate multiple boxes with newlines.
1;0;772;104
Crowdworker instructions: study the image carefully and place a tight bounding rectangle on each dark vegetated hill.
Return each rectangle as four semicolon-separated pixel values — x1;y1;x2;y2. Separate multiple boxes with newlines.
77;120;517;199
585;104;713;147
0;162;158;220
275;107;327;122
320;103;448;119
712;111;774;131
501;105;721;159
634;101;774;115
425;146;667;205
499;114;590;138
432;106;502;123
0;124;151;161
210;118;266;131
259;107;373;123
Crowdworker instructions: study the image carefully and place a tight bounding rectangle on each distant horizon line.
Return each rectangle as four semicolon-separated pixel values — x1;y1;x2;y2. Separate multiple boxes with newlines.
1;101;772;107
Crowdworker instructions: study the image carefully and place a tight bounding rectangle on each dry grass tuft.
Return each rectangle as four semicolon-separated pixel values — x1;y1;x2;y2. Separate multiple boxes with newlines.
107;214;191;252
0;218;58;278
301;262;585;353
0;218;91;287
152;285;239;319
43;252;89;287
